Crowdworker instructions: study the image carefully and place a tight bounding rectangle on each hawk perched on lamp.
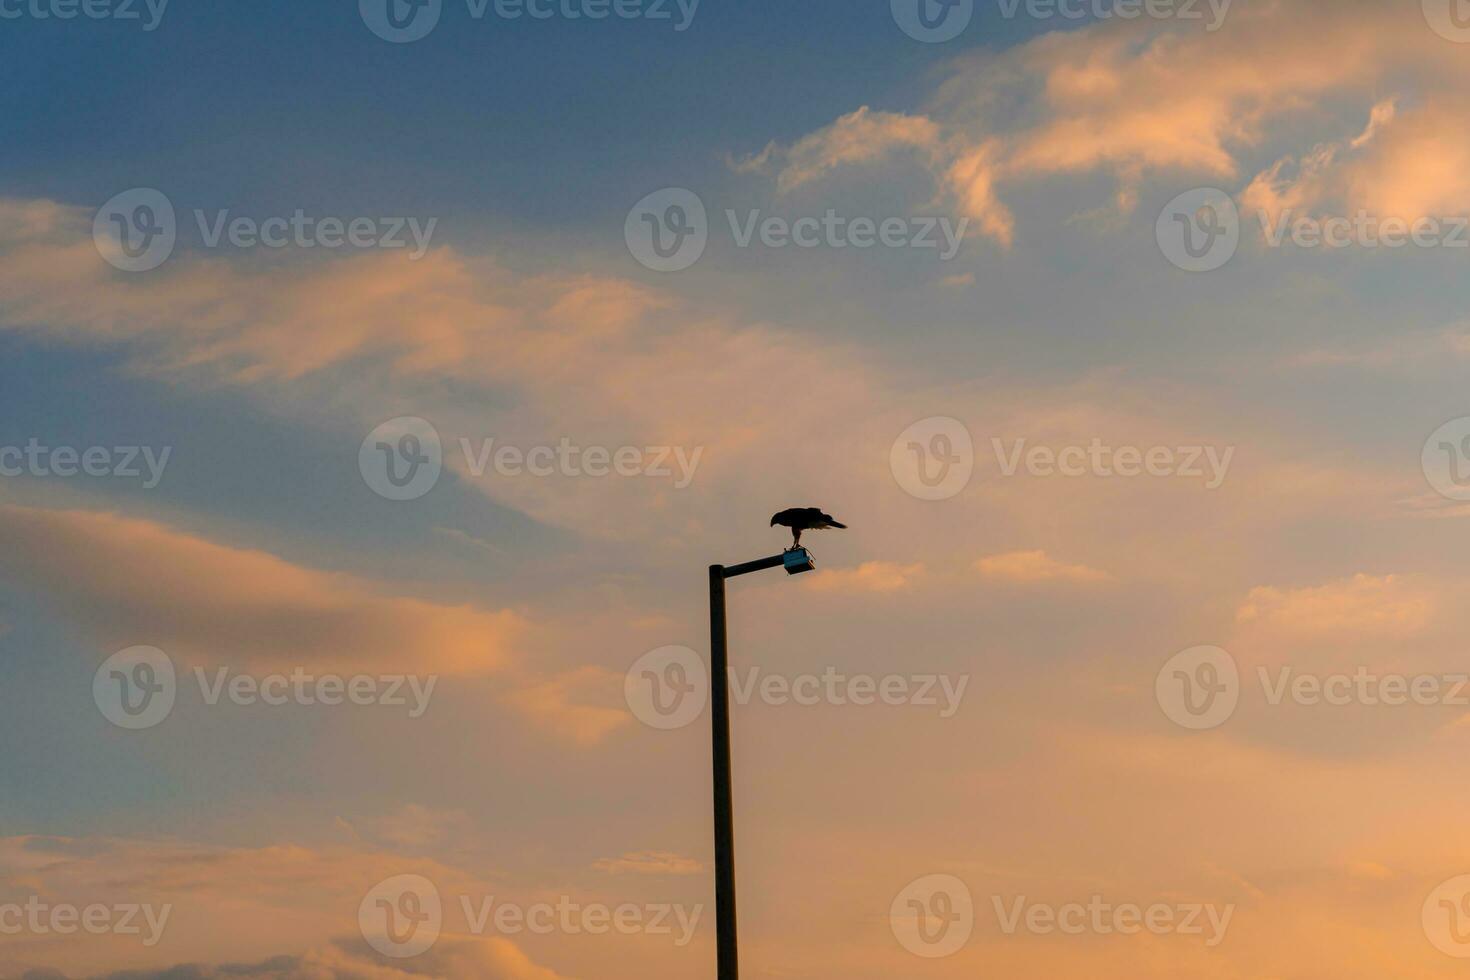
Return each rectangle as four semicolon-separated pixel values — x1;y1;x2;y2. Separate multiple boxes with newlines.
770;508;847;550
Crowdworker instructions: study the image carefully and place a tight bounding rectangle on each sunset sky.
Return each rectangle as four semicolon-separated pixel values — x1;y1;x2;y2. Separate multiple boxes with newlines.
7;0;1470;977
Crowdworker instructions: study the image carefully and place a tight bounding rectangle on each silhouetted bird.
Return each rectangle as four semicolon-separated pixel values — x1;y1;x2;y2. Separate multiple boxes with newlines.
770;508;847;550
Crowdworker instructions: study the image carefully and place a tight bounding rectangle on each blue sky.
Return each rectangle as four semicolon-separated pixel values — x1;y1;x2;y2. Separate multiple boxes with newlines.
9;1;1470;978
1;2;1051;226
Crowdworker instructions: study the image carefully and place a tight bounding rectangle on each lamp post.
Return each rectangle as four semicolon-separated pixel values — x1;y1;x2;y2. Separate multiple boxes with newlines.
708;547;815;980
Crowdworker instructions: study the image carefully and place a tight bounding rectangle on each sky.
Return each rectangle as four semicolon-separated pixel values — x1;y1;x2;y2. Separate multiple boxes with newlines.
7;0;1470;976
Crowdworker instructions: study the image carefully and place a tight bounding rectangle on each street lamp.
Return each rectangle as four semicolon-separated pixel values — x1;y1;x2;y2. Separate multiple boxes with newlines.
708;545;815;980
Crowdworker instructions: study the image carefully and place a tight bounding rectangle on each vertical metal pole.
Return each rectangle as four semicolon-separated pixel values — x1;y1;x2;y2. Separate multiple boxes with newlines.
709;564;738;980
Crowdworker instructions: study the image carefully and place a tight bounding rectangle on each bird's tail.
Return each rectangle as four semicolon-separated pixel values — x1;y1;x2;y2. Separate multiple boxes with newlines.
829;520;848;529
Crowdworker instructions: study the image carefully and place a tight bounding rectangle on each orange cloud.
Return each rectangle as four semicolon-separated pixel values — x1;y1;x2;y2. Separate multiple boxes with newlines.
503;665;630;745
592;852;703;876
0;835;563;979
756;2;1470;241
0;197;667;385
0;503;525;676
974;550;1111;585
0;198;887;541
286;936;568;980
805;561;925;593
337;804;476;850
770;106;943;193
1235;573;1435;638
